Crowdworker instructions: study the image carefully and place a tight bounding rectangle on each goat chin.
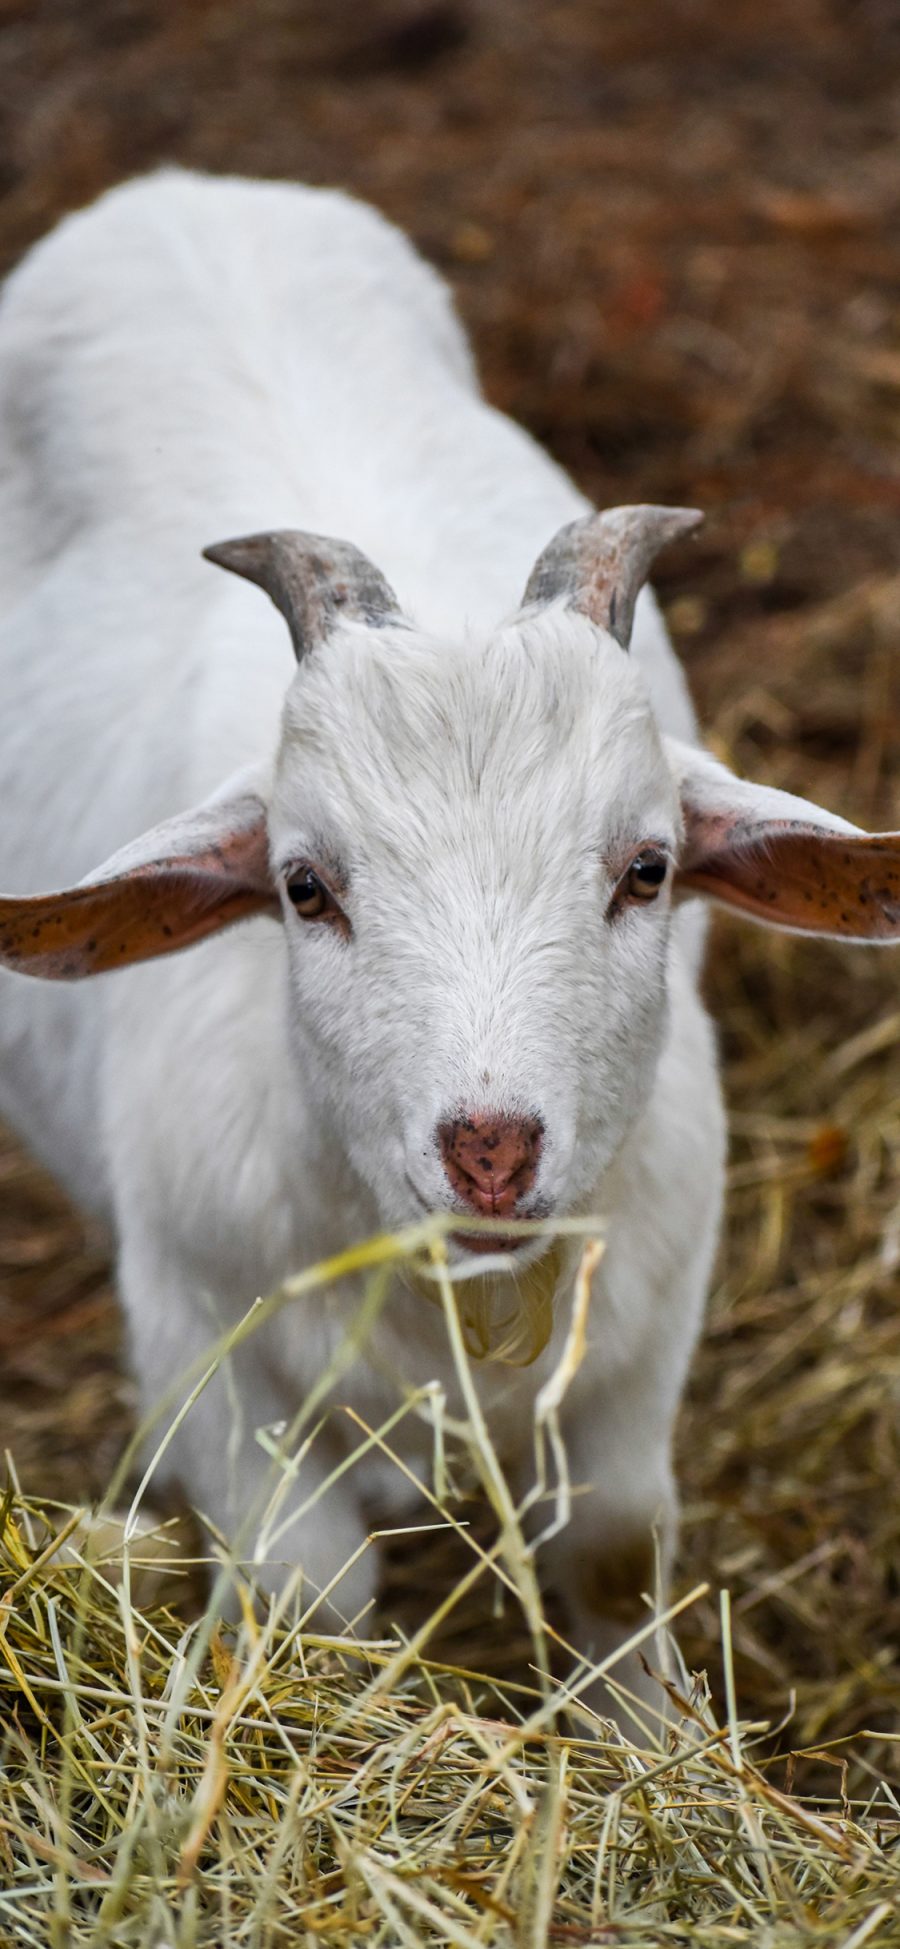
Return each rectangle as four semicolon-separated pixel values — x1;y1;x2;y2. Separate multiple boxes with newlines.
402;1238;566;1366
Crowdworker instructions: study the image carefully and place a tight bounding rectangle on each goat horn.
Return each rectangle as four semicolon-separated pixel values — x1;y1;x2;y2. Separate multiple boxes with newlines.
203;529;402;661
522;504;703;649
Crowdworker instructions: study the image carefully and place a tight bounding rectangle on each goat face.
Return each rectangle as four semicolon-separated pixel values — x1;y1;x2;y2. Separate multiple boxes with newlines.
266;611;681;1262
269;610;680;1263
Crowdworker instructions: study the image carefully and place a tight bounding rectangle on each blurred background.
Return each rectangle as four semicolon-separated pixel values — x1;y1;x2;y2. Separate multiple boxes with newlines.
1;0;899;1771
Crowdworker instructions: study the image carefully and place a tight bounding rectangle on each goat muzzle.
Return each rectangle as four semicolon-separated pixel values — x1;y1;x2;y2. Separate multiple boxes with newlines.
437;1112;543;1227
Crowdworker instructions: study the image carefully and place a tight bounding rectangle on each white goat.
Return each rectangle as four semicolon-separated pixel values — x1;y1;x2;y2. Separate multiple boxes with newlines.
0;170;897;1722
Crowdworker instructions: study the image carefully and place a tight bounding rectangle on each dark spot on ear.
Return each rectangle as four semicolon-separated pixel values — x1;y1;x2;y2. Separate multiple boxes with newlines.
162;923;173;938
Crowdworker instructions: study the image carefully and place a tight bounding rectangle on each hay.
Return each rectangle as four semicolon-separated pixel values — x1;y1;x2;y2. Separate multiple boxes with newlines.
3;1220;900;1944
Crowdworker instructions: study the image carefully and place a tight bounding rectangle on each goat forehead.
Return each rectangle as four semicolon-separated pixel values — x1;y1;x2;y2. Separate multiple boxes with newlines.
273;618;676;855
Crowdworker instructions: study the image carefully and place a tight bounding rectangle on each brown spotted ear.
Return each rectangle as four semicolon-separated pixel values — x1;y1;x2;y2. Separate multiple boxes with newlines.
669;740;900;941
521;505;703;648
0;782;277;980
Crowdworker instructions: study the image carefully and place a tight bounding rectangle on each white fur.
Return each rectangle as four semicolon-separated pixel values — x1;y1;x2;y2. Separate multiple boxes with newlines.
0;170;732;1721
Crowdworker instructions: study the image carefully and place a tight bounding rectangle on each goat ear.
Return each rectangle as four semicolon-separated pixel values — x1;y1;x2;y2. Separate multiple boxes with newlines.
521;505;702;648
0;779;277;980
203;529;402;661
669;740;900;942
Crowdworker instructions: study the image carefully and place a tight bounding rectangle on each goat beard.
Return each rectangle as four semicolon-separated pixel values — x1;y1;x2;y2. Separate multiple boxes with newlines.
408;1241;564;1367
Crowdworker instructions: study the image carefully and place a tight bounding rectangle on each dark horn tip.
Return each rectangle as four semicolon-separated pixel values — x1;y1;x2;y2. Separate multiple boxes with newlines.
202;535;271;581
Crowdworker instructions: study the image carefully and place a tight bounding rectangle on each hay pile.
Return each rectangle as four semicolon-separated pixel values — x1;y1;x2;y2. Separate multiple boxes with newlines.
2;1467;900;1942
2;1211;900;1943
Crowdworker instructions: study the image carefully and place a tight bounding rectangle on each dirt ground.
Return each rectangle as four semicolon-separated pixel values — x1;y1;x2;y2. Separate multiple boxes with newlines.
1;0;900;1772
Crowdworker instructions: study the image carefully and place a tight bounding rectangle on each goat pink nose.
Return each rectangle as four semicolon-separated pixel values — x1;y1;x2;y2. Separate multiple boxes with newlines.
438;1114;543;1218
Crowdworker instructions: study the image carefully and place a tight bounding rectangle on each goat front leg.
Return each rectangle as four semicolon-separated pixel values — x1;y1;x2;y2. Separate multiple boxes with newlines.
120;1242;378;1633
533;1365;679;1741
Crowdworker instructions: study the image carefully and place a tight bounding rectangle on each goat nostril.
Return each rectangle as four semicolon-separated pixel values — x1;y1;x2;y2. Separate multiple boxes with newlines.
437;1112;544;1214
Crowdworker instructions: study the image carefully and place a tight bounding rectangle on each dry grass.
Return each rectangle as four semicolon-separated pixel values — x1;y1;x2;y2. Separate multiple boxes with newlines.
3;1226;900;1947
3;1525;900;1948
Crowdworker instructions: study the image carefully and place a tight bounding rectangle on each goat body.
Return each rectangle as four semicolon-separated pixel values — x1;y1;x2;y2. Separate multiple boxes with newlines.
1;171;897;1721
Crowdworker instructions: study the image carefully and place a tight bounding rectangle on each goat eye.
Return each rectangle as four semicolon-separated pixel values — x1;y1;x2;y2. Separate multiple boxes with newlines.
625;850;669;903
286;868;329;919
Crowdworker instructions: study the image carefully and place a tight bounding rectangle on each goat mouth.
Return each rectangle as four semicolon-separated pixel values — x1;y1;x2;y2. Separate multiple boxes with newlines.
403;1176;547;1259
449;1229;529;1257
